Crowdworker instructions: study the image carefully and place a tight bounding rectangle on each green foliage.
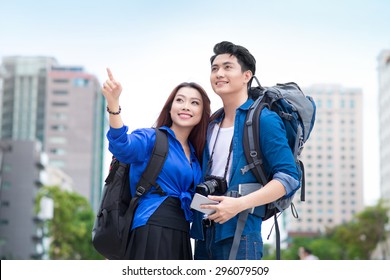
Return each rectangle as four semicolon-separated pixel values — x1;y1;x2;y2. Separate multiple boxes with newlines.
35;186;104;260
264;200;389;260
328;200;389;259
264;237;341;260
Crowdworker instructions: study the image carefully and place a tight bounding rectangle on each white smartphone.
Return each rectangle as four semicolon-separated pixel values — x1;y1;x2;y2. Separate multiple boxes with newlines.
190;193;219;215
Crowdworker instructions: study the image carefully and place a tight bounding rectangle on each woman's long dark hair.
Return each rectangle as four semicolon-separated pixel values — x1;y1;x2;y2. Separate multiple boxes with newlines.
155;82;211;161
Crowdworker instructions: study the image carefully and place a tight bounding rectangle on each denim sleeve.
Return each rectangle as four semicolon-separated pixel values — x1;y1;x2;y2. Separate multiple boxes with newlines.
273;171;299;197
260;109;299;196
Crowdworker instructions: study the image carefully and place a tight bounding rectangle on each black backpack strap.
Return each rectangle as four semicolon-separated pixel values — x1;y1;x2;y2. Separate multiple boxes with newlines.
299;160;305;201
241;98;268;185
135;128;169;197
121;128;169;257
274;213;281;260
105;157;120;184
229;99;271;260
240;97;285;260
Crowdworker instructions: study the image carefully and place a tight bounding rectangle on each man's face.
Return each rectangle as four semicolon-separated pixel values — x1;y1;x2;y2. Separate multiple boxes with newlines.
210;53;250;97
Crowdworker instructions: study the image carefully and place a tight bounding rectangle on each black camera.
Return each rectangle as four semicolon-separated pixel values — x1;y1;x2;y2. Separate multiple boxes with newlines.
196;175;228;196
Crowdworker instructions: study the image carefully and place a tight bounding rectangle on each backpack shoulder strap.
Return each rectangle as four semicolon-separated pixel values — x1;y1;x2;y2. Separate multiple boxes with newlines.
230;99;270;260
135;128;169;197
121;128;169;258
236;96;285;260
241;97;269;185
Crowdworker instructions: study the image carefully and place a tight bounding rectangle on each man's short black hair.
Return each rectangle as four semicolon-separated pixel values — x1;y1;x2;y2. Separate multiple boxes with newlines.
303;247;313;254
210;41;256;75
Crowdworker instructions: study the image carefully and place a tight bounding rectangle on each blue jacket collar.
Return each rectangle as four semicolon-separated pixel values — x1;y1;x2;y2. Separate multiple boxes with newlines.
211;98;254;124
159;126;197;156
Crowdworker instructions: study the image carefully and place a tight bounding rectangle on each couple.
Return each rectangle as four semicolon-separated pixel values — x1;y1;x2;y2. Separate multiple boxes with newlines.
102;41;299;260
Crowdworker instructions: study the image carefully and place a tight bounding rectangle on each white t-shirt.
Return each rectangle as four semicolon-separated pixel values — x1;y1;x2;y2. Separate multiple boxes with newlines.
208;124;234;183
304;254;319;260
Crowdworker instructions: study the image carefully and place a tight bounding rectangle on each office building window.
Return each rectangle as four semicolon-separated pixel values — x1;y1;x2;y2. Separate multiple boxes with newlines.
49;137;67;144
52;79;69;83
1;181;12;189
1;201;10;207
52;90;68;95
73;78;89;87
50;160;65;168
50;148;66;155
52;102;68;107
2;163;11;172
51;124;67;131
51;112;68;121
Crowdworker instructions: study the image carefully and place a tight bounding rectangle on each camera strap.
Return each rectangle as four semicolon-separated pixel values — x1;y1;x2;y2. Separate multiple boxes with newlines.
206;123;233;181
207;122;246;260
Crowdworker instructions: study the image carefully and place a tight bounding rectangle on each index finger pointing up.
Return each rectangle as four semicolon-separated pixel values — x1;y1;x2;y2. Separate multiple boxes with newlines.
106;67;115;81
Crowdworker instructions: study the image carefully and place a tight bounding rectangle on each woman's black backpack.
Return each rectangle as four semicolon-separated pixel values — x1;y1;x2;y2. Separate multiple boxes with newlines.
92;128;168;259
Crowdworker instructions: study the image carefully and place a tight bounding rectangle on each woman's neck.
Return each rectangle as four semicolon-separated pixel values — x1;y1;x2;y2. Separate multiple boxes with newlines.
170;126;191;162
170;125;190;141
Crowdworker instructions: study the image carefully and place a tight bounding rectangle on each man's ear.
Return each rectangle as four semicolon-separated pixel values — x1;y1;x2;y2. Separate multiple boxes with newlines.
244;70;253;84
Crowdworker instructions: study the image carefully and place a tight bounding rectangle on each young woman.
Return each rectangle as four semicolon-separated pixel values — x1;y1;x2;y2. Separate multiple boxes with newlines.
102;68;210;260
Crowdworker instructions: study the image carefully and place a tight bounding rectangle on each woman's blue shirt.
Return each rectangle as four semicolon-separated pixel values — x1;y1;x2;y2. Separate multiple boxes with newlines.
107;125;202;230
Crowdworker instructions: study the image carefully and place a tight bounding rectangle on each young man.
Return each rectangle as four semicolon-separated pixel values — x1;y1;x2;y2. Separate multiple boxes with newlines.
190;41;300;260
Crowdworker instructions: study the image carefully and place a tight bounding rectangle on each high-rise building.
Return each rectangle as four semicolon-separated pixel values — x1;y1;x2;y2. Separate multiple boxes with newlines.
0;56;105;211
45;65;105;210
286;84;364;237
0;56;58;142
373;49;390;259
378;50;390;202
0;140;46;259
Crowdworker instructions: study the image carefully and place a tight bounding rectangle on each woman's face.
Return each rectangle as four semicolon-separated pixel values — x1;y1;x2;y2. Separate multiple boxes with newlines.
170;87;203;131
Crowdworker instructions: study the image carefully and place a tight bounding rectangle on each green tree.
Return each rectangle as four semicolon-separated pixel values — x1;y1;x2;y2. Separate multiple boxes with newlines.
35;186;104;260
264;200;389;260
329;200;389;259
264;236;341;260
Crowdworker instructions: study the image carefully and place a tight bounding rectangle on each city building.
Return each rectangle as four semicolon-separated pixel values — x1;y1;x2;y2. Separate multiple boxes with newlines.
0;56;106;259
286;84;364;237
374;49;390;259
0;140;46;259
378;50;390;202
45;65;105;210
0;57;105;211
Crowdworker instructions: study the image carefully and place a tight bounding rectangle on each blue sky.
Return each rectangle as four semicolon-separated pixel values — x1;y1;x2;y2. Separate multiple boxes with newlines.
1;0;390;206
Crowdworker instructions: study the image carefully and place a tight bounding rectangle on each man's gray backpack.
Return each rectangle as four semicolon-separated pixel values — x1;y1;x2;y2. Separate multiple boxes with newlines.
230;77;316;259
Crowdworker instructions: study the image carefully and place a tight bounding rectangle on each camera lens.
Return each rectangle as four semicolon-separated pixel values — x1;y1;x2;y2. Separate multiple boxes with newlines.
195;184;209;196
196;179;218;196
